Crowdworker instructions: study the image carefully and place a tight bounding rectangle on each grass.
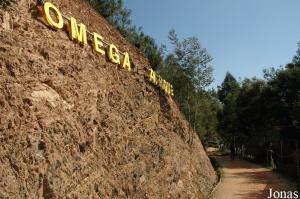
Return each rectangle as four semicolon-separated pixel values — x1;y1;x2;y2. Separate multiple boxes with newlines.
207;156;224;199
209;156;224;182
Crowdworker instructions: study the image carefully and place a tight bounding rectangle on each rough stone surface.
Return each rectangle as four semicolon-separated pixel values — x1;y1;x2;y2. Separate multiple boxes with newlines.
0;1;217;198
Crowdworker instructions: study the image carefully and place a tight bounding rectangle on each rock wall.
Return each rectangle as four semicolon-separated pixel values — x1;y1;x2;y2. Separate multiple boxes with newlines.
0;0;217;198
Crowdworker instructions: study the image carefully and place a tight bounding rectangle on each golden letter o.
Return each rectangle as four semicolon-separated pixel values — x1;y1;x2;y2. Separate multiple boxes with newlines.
43;2;64;30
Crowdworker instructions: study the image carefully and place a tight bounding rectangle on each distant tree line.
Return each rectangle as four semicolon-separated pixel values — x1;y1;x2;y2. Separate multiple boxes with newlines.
90;1;300;177
89;0;220;143
217;44;300;163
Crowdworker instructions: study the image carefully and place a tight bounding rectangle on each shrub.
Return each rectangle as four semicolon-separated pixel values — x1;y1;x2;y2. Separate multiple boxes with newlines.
209;157;223;181
0;0;16;8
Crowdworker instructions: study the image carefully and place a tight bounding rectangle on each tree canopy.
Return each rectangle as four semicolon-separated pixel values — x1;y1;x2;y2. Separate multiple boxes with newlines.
89;0;219;143
159;30;218;143
89;0;164;70
217;44;300;163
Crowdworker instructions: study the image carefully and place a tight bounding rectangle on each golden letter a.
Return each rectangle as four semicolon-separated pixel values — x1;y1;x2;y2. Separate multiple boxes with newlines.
122;52;131;71
149;69;157;84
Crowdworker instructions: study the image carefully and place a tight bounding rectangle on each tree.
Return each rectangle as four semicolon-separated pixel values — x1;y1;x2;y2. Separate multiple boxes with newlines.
267;66;300;127
172;29;213;90
217;72;240;103
89;0;164;69
292;42;300;66
159;30;217;141
263;67;283;81
160;29;214;111
89;0;131;31
216;42;300;163
90;2;219;142
125;27;165;70
217;73;240;145
218;92;239;143
161;29;213;91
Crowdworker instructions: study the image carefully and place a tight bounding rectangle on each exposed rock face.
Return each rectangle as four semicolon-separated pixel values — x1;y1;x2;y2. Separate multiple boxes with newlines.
0;0;217;198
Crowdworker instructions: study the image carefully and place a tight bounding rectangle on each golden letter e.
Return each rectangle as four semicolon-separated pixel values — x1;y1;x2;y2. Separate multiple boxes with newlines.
43;2;64;30
93;32;105;55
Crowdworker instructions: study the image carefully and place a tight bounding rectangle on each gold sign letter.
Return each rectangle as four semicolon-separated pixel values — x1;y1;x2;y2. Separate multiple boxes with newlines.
43;2;64;30
108;44;120;64
93;32;105;55
167;82;171;95
69;17;87;46
170;85;174;96
149;69;157;84
122;52;131;71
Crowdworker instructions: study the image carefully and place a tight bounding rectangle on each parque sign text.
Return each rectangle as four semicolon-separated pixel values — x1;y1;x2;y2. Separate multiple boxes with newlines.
42;2;174;96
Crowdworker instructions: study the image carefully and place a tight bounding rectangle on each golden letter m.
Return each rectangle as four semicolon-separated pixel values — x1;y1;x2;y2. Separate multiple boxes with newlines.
69;17;88;46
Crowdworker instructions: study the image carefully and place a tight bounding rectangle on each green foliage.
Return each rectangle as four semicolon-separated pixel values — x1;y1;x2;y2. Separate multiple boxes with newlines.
263;67;283;81
89;1;219;142
209;157;223;181
166;29;213;90
217;72;240;102
89;0;164;69
292;42;300;65
124;27;164;70
89;0;131;30
159;30;219;143
217;73;240;143
267;65;300;128
217;44;300;162
0;0;16;8
161;29;213;92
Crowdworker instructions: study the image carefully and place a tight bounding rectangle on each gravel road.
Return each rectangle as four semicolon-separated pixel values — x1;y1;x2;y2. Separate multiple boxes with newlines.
212;156;298;199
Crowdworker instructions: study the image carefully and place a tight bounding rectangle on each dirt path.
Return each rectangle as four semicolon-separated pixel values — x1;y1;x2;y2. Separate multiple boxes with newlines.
212;156;298;199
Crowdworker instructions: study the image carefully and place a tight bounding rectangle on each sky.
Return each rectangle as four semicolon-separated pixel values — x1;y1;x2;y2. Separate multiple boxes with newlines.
124;0;300;88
